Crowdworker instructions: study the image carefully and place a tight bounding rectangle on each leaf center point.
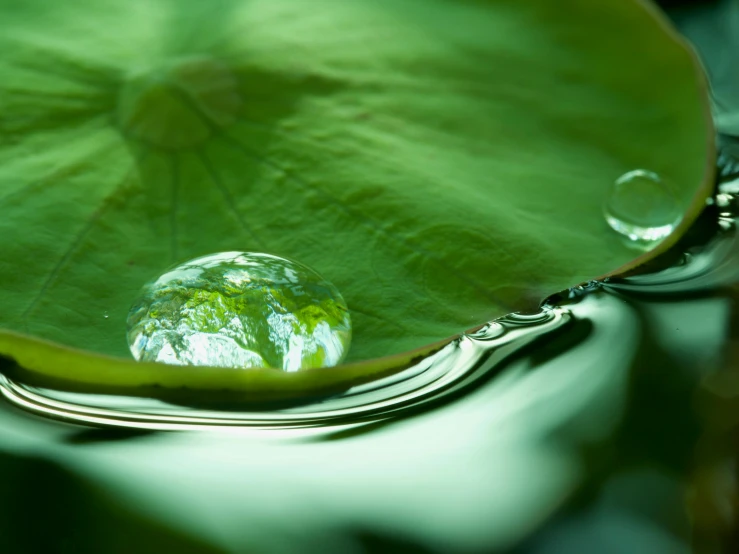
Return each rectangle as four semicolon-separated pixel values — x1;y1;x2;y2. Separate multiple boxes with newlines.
116;56;243;150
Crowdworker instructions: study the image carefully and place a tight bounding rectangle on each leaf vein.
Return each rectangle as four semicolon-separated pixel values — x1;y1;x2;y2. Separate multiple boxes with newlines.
170;154;180;263
197;150;267;249
217;132;501;303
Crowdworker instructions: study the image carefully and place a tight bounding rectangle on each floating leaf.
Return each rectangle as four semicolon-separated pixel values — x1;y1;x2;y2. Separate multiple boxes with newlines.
0;0;713;397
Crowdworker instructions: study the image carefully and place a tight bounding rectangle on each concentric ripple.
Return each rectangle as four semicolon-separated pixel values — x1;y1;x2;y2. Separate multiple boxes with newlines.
0;308;568;431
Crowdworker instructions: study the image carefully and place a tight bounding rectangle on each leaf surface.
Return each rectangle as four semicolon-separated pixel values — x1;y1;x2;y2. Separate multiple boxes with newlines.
0;0;713;395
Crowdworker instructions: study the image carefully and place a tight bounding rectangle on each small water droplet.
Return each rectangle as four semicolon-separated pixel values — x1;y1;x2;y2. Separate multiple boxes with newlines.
103;312;109;319
604;169;682;244
567;279;604;300
126;252;352;371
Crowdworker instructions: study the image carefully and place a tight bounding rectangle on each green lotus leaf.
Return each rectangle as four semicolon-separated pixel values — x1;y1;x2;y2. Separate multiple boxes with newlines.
0;0;714;399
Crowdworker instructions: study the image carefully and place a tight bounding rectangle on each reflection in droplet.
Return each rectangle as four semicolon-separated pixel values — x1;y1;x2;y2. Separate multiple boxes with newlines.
604;170;682;244
126;252;351;371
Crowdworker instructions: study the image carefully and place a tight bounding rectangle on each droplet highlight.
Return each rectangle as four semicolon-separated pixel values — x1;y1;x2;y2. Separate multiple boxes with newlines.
126;252;351;371
604;169;682;244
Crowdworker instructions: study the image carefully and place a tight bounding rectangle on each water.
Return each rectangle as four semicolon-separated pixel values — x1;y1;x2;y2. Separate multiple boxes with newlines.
126;251;351;371
604;169;682;244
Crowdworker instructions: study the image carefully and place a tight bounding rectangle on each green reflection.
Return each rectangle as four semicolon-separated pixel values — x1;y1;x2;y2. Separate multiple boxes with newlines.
127;252;351;371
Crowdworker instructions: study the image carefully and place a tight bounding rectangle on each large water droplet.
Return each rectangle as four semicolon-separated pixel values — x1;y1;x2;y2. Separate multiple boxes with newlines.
126;252;351;371
604;169;682;244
